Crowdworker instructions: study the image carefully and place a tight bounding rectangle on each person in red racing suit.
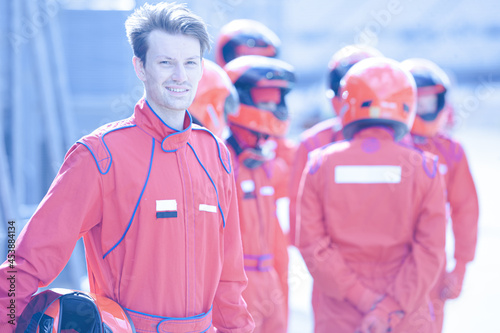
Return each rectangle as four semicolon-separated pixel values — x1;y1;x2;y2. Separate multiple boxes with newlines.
216;17;296;200
297;58;447;333
224;55;296;333
0;3;254;333
402;58;479;333
288;44;383;247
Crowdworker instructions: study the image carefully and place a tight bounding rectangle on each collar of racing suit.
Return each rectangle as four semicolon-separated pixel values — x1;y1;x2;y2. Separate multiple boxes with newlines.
352;126;397;142
133;98;193;152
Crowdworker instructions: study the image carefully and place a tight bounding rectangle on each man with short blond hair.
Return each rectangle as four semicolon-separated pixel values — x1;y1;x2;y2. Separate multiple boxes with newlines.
0;3;254;333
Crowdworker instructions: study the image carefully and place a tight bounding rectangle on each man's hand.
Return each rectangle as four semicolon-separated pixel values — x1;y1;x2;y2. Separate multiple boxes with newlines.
357;312;389;333
345;281;384;314
440;261;467;300
355;295;404;333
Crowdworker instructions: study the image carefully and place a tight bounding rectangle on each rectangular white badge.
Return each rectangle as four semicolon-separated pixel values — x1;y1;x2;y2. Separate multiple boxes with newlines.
156;199;177;212
199;204;217;213
335;165;402;184
260;186;275;196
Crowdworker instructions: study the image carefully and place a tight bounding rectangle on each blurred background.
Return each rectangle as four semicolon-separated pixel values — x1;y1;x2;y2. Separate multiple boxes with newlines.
1;0;499;332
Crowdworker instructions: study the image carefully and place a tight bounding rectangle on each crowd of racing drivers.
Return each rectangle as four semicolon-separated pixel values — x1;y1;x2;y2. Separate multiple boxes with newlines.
0;4;478;333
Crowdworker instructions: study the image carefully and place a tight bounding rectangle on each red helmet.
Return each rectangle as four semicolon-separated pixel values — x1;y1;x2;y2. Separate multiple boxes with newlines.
17;288;136;333
215;19;281;68
339;57;417;140
401;58;451;137
327;44;383;116
224;55;295;137
189;59;239;137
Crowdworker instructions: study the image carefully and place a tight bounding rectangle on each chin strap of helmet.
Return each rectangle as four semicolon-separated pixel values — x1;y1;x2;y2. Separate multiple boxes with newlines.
226;134;271;169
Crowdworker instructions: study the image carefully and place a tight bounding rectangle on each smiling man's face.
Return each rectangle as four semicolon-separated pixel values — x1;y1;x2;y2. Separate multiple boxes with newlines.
134;30;203;114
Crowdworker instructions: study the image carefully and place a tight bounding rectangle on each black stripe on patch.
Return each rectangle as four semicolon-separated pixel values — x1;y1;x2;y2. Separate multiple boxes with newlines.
156;211;177;218
361;100;372;107
243;192;256;200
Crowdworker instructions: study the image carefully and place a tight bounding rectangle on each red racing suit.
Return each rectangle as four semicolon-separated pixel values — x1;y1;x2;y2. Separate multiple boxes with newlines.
288;117;343;246
412;133;479;332
0;99;254;333
226;136;289;333
298;127;447;333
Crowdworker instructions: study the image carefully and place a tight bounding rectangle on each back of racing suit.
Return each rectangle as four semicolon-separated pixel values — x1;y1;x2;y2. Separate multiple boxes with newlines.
298;127;447;333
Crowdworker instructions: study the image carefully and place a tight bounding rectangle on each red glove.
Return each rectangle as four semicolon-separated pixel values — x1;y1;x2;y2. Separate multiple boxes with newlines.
346;281;384;314
356;296;404;333
440;260;467;300
358;312;389;333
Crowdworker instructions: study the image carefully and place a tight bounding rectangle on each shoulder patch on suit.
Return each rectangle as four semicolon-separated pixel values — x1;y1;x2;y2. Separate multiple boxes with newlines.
76;119;136;175
421;151;439;178
306;140;350;175
306;147;324;175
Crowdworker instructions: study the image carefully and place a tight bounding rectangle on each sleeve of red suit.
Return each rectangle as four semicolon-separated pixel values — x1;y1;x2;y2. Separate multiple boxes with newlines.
439;143;479;300
447;144;479;265
0;145;102;333
288;141;310;247
212;172;255;333
272;217;289;319
384;156;447;315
